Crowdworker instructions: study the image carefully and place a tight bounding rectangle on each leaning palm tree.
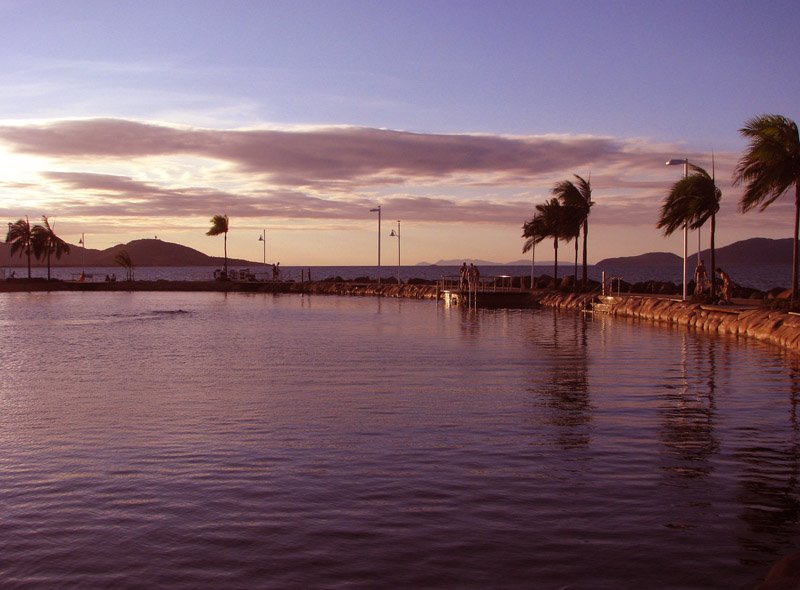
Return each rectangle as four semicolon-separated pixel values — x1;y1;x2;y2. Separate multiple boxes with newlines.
206;214;230;276
552;175;593;287
657;163;721;298
114;249;134;281
522;213;545;257
6;216;35;279
733;114;800;302
31;216;71;281
523;198;571;283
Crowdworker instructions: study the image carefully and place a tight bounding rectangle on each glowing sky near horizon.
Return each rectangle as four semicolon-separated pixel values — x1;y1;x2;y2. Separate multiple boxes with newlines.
0;0;798;265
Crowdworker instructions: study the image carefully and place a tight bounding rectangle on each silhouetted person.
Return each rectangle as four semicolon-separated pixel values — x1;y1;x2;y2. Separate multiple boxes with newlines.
716;267;732;303
694;260;709;295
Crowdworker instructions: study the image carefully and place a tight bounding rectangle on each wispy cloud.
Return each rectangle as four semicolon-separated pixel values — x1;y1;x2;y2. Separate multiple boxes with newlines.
0;117;753;227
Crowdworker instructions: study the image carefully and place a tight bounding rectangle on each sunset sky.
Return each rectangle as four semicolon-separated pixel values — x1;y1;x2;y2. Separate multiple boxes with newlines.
1;0;798;265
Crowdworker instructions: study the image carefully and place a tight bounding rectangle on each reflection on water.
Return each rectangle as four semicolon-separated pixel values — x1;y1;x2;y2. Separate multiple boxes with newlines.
659;333;719;480
525;310;593;450
1;292;800;588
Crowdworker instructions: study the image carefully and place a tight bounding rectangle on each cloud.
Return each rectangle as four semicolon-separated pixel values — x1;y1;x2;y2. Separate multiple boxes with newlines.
0;117;758;228
0;118;622;187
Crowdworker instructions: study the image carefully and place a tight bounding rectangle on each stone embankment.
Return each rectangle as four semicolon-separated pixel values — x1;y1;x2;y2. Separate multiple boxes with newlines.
290;281;439;299
536;291;800;354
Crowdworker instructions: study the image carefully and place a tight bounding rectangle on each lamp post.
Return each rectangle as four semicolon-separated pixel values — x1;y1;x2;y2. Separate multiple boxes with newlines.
369;206;381;286
529;214;537;289
666;158;689;301
78;232;86;276
389;220;400;285
6;222;11;278
258;229;266;266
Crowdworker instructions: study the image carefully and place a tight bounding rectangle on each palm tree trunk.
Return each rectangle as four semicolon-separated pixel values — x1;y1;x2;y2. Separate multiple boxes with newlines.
26;250;31;279
47;250;51;281
553;238;558;283
573;237;578;292
582;221;588;288
710;213;716;300
224;232;228;274
793;183;799;303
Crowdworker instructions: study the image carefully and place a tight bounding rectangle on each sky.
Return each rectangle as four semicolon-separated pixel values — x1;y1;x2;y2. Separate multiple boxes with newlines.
0;0;798;266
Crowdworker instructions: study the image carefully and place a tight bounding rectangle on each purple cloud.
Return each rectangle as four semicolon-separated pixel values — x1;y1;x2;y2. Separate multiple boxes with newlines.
0;118;757;228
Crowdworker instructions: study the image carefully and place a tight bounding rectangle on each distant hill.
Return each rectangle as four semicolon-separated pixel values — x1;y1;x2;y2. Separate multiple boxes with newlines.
1;235;794;269
0;238;256;267
418;258;512;266
596;237;793;268
596;251;682;267
419;258;555;266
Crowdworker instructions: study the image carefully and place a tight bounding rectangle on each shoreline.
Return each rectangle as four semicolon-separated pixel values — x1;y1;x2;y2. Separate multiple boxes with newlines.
3;278;799;355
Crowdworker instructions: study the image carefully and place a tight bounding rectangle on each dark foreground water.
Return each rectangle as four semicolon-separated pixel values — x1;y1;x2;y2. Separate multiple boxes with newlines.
1;292;799;589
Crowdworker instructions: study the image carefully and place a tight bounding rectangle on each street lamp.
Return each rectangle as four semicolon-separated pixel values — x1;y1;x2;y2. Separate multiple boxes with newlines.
666;158;689;301
529;214;537;289
258;229;266;267
389;220;400;285
6;222;11;279
78;232;86;276
369;206;381;286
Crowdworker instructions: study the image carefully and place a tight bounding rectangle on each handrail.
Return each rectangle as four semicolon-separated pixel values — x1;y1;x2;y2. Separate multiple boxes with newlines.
437;275;526;293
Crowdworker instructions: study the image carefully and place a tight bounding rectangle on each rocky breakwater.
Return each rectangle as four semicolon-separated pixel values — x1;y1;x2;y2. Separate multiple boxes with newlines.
537;291;800;355
292;281;439;300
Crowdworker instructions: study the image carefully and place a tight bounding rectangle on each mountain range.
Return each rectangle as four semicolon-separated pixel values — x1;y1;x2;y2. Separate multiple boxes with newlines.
0;236;793;268
422;238;794;268
0;238;255;268
595;237;793;268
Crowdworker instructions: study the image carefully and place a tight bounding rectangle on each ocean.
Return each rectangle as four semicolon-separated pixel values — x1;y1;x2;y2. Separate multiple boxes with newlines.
2;262;791;291
1;291;798;588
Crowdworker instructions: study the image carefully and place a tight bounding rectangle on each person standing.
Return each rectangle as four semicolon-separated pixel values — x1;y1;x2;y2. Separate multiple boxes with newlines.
694;259;709;295
716;267;732;303
459;262;468;291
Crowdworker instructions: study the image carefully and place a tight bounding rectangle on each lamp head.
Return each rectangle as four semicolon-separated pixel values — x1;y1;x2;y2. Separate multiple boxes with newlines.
666;158;687;166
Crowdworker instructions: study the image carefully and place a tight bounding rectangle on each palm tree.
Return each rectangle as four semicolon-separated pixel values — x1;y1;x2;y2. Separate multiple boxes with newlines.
6;217;35;279
733;114;800;302
522;213;541;287
657;163;721;298
114;249;134;281
206;214;229;276
552;175;593;288
31;216;71;281
523;198;572;283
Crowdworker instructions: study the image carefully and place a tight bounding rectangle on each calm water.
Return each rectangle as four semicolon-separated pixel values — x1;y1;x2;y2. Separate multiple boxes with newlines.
1;292;799;589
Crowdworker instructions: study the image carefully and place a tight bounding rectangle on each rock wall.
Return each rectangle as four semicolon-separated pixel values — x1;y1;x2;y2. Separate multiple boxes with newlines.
536;292;800;355
292;281;439;300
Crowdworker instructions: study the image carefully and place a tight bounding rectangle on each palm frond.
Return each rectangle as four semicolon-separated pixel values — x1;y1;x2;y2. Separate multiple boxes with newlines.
657;165;721;236
733;114;800;212
206;214;229;236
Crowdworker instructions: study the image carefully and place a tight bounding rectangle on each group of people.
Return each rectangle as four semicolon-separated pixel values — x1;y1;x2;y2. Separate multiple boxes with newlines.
693;259;733;302
458;262;481;291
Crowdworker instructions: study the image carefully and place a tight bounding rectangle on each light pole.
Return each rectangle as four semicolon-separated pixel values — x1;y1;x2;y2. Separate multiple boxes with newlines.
369;206;381;286
6;222;11;278
389;220;400;285
258;229;266;267
529;214;537;289
78;232;86;277
666;158;689;301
